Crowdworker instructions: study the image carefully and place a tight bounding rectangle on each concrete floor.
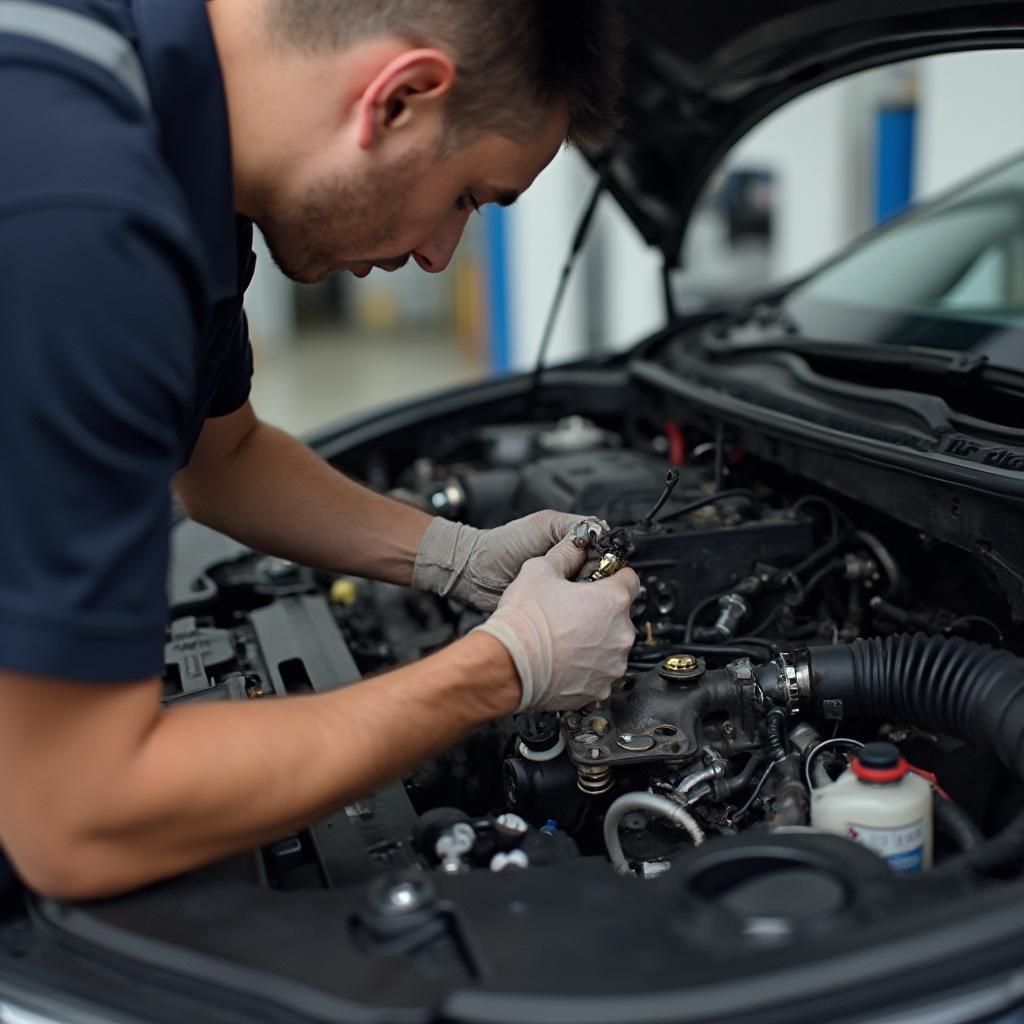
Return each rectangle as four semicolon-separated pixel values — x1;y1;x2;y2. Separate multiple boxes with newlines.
249;328;484;437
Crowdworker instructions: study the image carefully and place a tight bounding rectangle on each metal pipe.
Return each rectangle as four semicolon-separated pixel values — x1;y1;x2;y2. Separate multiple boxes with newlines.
674;761;725;799
604;792;705;877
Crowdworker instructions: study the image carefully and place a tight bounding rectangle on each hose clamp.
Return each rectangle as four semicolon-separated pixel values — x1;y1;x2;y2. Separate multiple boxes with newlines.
772;649;811;714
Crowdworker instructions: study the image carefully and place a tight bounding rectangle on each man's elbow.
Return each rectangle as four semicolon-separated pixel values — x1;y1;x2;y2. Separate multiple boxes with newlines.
173;472;208;525
0;669;169;901
8;835;147;903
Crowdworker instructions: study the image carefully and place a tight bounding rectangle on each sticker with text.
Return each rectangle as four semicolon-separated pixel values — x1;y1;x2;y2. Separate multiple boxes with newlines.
847;820;925;874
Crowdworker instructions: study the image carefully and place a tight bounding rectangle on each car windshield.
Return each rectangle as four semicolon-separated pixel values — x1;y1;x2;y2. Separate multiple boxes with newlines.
781;154;1024;370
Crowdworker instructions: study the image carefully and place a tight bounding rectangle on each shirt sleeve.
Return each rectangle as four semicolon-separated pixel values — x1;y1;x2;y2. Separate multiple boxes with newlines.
205;233;256;420
206;306;254;419
0;204;199;682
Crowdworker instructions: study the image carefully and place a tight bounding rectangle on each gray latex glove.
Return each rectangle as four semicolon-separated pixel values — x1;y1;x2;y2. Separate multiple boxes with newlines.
412;510;582;612
475;537;641;711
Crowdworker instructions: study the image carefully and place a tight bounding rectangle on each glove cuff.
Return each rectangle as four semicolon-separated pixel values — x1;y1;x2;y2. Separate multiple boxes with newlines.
411;517;481;600
474;612;534;712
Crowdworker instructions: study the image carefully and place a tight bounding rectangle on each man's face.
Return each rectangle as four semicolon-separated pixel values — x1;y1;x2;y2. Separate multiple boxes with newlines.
257;105;569;285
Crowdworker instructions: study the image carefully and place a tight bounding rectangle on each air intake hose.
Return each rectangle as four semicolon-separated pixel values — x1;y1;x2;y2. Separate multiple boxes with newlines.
804;633;1024;874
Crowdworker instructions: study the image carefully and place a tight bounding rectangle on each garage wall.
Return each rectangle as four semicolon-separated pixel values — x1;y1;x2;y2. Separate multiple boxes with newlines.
724;74;876;282
502;148;592;372
591;190;665;357
502;67;894;366
245;229;295;352
916;50;1024;200
502;50;1024;369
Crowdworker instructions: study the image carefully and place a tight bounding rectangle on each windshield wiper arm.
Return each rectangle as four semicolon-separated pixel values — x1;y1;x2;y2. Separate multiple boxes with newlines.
705;334;1024;391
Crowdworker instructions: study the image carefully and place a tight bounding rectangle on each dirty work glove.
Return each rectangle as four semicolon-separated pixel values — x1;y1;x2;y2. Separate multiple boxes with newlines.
474;537;641;711
412;510;582;612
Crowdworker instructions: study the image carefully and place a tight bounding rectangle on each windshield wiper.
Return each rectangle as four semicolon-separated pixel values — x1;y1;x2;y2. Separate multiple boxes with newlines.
692;330;1024;436
703;331;1024;393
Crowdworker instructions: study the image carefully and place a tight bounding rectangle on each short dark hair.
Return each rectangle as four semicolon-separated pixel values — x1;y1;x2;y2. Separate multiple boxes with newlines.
266;0;626;150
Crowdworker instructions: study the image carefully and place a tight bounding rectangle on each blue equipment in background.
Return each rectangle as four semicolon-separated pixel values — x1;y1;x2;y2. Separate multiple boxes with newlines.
875;104;917;224
485;206;512;373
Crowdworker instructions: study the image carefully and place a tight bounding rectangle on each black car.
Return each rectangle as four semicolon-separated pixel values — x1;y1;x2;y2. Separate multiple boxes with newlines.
4;4;1024;1023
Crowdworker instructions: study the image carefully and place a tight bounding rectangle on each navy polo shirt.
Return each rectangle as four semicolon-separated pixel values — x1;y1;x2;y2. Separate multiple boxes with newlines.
0;0;255;681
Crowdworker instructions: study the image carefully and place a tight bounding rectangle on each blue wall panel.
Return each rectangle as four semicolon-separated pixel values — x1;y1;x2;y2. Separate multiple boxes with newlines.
485;206;512;373
875;105;917;224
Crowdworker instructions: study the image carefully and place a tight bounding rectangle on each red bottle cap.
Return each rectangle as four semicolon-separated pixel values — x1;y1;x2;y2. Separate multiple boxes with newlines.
852;742;908;784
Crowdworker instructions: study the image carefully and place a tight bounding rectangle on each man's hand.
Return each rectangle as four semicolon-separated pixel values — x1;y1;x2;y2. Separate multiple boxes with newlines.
475;536;641;710
411;510;581;611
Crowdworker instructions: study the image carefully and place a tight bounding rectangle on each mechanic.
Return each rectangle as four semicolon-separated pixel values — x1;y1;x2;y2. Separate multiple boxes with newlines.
0;0;637;901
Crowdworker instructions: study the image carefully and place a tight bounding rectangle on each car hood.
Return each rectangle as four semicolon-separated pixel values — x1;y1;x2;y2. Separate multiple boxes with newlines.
601;0;1024;263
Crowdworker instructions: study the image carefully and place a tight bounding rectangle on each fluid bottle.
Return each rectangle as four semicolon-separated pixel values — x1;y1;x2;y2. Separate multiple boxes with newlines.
811;741;933;873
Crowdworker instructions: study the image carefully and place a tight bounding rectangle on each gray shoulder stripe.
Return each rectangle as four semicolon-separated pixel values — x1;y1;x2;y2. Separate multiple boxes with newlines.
0;0;151;113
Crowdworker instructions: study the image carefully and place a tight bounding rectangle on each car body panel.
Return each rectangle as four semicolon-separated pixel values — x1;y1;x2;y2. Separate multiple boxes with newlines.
599;1;1024;261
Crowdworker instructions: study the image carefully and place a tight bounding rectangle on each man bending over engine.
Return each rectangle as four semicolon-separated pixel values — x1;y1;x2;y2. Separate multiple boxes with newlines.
0;0;637;899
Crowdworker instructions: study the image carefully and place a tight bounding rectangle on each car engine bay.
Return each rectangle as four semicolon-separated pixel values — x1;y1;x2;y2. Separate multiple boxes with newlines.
20;372;1023;1021
161;402;1023;897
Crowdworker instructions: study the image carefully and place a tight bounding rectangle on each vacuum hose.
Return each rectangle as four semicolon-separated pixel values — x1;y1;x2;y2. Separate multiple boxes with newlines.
805;633;1024;873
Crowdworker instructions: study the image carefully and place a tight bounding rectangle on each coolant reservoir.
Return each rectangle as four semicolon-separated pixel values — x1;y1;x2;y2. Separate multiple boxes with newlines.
811;742;933;874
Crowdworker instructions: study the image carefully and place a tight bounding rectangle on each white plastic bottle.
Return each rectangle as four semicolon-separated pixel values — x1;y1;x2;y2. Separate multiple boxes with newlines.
811;741;933;873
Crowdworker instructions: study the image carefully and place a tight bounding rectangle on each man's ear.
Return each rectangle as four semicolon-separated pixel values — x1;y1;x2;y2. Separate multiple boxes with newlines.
356;48;456;150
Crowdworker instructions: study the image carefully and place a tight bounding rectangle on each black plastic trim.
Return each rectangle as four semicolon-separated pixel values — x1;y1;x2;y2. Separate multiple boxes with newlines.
33;896;427;1024
629;358;1024;501
441;892;1024;1024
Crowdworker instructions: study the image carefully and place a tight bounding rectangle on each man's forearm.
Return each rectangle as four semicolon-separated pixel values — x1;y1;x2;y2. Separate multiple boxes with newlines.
177;418;432;585
13;633;518;900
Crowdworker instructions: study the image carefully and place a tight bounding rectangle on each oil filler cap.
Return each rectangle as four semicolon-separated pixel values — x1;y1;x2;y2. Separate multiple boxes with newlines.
852;742;907;784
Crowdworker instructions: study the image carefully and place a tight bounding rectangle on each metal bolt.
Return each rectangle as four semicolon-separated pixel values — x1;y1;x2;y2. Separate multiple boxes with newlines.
570;517;609;550
617;733;657;752
435;822;475;875
587;551;625;582
721;721;736;738
496;813;529;835
589;747;603;760
386;881;422;911
490;850;530;872
664;655;698;673
260;556;297;580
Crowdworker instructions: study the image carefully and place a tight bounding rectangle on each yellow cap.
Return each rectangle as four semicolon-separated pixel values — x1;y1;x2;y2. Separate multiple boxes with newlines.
330;579;359;606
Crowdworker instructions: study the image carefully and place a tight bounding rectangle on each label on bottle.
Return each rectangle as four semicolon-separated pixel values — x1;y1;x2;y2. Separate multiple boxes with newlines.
847;819;925;873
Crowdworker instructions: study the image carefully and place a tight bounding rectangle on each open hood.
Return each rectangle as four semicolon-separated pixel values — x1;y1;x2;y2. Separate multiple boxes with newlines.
601;0;1024;264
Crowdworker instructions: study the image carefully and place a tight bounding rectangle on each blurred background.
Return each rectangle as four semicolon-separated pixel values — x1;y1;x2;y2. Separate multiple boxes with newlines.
247;51;1024;436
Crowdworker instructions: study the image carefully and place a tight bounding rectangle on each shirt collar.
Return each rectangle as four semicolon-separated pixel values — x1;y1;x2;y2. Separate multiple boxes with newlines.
132;0;238;303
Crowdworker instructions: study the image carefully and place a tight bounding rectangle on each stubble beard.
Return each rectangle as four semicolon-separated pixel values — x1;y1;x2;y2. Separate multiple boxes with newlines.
257;149;425;284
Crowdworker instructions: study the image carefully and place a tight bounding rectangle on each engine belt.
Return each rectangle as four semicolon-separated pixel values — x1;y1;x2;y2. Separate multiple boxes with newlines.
0;0;151;112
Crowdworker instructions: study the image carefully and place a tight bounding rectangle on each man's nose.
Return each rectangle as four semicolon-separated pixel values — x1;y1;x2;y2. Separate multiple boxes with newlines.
413;208;471;274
